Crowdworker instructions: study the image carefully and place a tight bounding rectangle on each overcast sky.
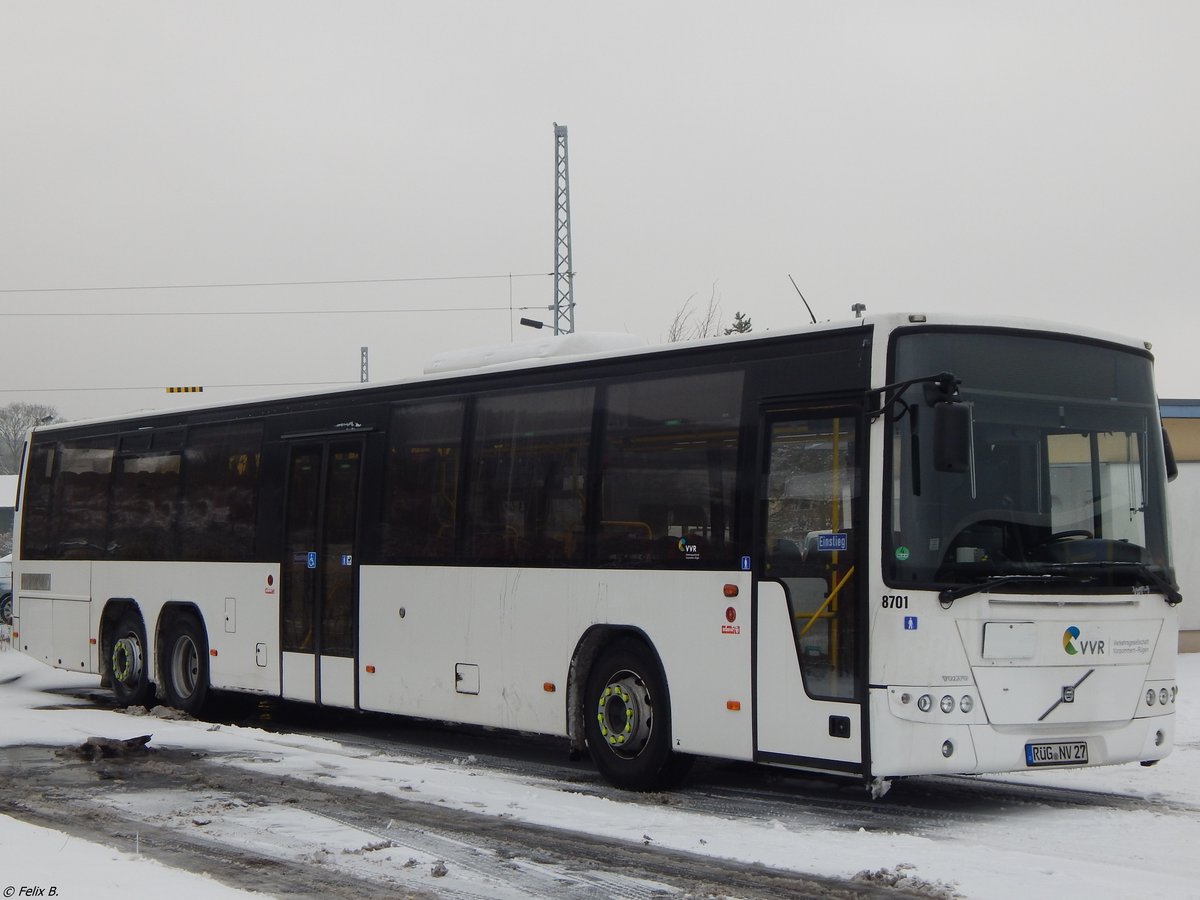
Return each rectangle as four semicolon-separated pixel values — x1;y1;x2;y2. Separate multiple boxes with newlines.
2;1;1198;421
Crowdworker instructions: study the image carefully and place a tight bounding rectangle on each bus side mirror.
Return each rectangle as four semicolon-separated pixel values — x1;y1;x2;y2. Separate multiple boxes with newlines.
1163;426;1179;483
933;401;971;473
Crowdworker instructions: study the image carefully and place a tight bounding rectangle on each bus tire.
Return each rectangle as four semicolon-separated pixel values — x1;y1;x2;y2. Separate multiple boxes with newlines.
584;637;692;791
109;611;154;708
163;615;209;716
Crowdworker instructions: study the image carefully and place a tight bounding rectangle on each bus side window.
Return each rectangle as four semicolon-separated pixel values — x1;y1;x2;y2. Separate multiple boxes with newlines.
18;443;58;559
54;439;115;559
463;387;594;565
597;371;743;567
381;400;465;563
110;450;181;560
179;423;264;562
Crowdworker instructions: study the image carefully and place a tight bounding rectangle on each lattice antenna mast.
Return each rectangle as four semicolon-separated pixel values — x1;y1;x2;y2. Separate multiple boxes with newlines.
553;123;576;335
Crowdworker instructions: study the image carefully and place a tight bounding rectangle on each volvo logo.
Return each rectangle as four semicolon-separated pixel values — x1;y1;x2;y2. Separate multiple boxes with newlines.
1039;669;1095;722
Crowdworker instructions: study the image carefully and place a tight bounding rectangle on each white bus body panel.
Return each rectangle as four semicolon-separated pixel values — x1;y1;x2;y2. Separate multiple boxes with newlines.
92;562;282;695
15;560;100;674
17;561;282;696
357;566;756;761
17;596;91;673
868;589;1179;777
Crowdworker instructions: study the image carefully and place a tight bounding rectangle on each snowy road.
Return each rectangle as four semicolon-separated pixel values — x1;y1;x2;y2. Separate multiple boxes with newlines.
0;743;919;899
2;640;1198;899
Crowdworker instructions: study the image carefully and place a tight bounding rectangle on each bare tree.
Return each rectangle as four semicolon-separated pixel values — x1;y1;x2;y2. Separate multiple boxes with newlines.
666;285;724;343
665;303;692;343
0;402;59;474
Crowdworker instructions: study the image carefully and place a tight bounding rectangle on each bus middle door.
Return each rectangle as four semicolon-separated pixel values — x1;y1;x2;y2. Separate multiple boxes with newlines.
280;439;364;708
755;407;865;773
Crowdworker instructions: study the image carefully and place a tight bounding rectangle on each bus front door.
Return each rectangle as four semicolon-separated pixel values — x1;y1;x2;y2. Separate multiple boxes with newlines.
280;440;363;708
755;410;865;773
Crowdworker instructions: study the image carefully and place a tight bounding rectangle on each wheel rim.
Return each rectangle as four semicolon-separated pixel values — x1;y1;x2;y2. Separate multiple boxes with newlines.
171;634;200;700
596;669;654;759
112;635;143;686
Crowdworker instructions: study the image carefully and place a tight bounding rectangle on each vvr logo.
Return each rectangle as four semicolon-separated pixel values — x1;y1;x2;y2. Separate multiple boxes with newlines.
1063;625;1105;656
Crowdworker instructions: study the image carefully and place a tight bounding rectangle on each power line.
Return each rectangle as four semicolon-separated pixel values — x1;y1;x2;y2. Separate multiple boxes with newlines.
0;380;357;394
0;305;542;319
0;271;552;295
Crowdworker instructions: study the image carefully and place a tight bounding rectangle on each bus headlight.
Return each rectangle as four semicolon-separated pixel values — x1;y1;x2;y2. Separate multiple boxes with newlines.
917;694;933;712
940;695;955;714
1147;689;1156;707
959;695;974;714
1160;688;1170;705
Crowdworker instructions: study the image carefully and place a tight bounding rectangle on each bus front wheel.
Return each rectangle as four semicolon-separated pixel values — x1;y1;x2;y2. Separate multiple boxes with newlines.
163;615;209;716
109;611;153;708
584;638;692;791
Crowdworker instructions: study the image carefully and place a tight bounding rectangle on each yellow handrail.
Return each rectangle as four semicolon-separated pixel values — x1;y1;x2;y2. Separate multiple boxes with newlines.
599;520;653;538
796;565;855;638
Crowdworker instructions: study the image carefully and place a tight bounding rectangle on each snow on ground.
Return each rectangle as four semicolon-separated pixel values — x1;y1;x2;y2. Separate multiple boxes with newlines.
1;633;1198;899
0;813;262;900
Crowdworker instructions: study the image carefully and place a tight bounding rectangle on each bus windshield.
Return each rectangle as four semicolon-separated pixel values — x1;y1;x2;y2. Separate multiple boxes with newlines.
885;329;1173;593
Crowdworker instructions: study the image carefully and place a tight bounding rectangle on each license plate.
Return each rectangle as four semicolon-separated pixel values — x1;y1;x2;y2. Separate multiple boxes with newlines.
1025;741;1088;767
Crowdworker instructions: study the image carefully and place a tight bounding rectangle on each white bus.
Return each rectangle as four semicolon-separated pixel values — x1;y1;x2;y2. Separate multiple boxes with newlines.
10;313;1180;792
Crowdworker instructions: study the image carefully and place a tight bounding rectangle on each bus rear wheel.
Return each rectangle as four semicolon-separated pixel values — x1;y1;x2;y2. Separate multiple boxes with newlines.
584;638;692;791
163;615;209;716
109;611;153;708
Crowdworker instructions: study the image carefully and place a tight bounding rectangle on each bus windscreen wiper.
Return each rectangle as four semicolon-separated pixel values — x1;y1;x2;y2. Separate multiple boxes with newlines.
1130;563;1184;605
1043;561;1183;606
938;573;1086;607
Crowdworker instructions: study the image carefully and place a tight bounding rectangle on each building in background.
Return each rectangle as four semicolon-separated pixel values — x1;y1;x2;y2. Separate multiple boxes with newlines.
1162;401;1199;651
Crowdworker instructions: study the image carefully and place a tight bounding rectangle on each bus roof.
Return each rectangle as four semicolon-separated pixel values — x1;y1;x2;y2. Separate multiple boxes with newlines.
30;311;1153;435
